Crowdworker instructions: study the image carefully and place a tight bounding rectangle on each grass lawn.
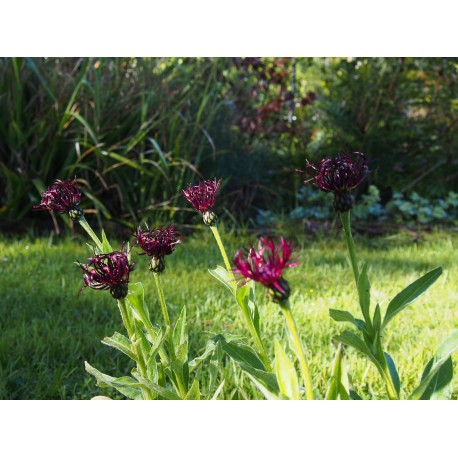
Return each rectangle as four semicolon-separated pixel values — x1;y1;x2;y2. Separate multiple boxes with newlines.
1;227;457;400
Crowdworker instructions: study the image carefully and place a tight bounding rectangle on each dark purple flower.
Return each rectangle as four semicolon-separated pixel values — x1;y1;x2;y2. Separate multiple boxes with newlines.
233;237;299;303
34;178;83;221
79;245;135;299
181;178;221;226
306;152;369;212
135;224;181;273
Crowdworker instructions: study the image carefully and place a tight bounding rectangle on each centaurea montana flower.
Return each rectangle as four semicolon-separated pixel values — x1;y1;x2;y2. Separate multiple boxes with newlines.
135;224;181;273
79;245;135;300
181;178;221;226
233;237;299;304
305;152;369;212
34;178;83;221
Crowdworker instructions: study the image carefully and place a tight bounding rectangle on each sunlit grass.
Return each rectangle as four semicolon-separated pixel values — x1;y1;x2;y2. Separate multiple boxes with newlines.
1;229;457;399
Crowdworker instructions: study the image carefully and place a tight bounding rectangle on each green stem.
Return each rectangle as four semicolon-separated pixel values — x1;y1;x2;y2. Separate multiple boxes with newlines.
152;273;188;398
78;216;103;252
118;299;153;400
340;211;359;286
210;224;271;371
282;303;314;400
341;211;398;399
153;273;171;328
210;225;236;285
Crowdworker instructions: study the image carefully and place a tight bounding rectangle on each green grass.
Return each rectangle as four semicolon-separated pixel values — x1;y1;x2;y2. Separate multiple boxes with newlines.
1;228;457;399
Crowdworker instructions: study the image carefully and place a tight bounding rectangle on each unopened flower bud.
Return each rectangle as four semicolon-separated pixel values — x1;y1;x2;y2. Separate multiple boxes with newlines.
333;192;354;213
68;204;84;221
110;283;128;300
149;256;165;274
203;210;218;226
267;278;291;305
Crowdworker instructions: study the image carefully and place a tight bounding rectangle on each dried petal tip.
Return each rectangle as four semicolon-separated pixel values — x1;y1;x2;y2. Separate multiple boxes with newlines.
306;152;369;212
233;237;299;304
34;178;83;220
181;178;221;216
79;245;134;300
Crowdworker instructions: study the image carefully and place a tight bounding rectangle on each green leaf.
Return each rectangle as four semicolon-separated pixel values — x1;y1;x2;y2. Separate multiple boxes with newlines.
357;263;372;330
221;339;266;371
373;305;381;333
85;362;143;400
127;282;152;330
325;343;350;400
274;340;300;400
102;332;136;360
409;330;458;400
101;229;113;252
173;306;188;360
382;267;442;329
384;352;400;398
236;282;262;337
349;390;364;400
244;372;281;400
131;370;181;400
329;309;357;324
419;357;453;400
208;265;236;295
211;380;225;400
184;379;201;400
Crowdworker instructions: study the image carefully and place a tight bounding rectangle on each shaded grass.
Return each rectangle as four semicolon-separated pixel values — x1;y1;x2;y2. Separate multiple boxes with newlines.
1;229;457;399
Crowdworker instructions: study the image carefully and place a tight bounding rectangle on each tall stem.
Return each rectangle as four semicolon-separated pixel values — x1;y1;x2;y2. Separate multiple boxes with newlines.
152;273;188;398
282;303;314;400
210;224;271;371
340;211;359;286
209;225;236;285
118;298;153;400
78;216;103;252
153;273;171;328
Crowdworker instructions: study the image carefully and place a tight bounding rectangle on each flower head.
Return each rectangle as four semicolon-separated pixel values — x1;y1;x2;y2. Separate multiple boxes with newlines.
233;237;299;303
181;178;221;226
79;244;135;299
135;224;181;273
34;178;83;221
305;152;369;212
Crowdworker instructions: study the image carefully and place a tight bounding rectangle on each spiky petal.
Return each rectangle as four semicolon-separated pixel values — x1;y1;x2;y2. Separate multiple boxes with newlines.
233;237;299;303
306;152;369;212
79;244;134;299
34;178;83;221
135;224;181;273
181;178;221;217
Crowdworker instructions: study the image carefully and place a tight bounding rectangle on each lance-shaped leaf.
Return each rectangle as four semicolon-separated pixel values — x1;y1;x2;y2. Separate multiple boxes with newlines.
357;263;372;333
85;362;143;400
274;340;300;400
325;343;350;400
409;330;458;400
208;265;236;295
102;332;136;361
382;267;442;329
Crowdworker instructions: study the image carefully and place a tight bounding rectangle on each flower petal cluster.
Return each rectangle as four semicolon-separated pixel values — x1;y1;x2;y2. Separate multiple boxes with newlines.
34;178;82;218
233;237;299;302
306;152;369;212
135;224;181;274
181;178;221;213
79;245;134;299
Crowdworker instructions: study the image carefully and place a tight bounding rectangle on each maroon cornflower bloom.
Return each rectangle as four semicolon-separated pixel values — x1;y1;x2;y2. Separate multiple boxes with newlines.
233;237;299;304
34;178;83;221
135;224;181;273
79;245;135;300
181;178;221;226
306;152;369;212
